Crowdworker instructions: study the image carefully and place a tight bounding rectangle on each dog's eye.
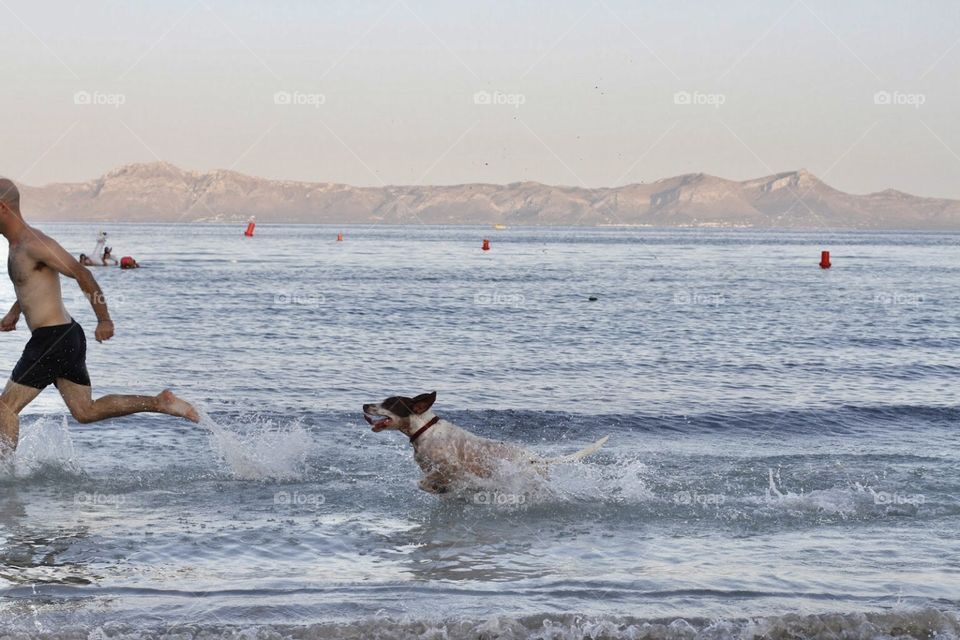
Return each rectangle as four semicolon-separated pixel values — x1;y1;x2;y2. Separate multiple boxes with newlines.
383;397;412;417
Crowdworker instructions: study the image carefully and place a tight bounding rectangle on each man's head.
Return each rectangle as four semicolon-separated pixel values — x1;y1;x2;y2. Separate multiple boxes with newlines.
0;179;22;231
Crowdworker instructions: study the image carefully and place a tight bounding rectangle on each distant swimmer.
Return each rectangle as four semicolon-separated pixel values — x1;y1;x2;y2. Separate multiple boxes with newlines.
119;256;140;269
92;231;107;265
0;178;199;459
78;253;95;266
101;246;118;266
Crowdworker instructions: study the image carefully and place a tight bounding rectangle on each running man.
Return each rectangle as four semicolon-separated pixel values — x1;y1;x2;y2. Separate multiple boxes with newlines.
0;178;198;457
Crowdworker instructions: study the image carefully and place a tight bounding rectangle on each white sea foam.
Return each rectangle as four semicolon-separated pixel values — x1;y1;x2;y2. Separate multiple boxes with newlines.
4;609;958;640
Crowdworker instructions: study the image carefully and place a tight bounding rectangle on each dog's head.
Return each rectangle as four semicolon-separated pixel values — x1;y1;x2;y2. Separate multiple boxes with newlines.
362;391;437;434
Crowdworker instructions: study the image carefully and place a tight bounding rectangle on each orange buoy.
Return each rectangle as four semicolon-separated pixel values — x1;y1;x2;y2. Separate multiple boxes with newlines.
482;239;490;251
244;216;256;237
337;232;343;242
819;250;831;269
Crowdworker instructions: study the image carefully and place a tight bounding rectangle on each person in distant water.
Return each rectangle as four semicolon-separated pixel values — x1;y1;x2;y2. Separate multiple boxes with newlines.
119;256;139;269
0;178;199;458
92;231;107;266
101;246;118;266
78;253;95;266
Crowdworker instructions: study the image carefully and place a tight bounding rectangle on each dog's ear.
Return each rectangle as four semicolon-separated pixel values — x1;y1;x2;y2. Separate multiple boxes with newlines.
411;391;437;414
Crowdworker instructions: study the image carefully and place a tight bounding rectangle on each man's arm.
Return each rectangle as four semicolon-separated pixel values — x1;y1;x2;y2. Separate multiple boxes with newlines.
26;236;114;342
0;300;20;331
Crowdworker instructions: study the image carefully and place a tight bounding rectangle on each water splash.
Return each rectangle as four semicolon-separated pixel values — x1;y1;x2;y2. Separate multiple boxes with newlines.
546;454;653;504
12;415;81;479
752;466;875;517
442;450;651;507
767;466;785;499
199;410;313;481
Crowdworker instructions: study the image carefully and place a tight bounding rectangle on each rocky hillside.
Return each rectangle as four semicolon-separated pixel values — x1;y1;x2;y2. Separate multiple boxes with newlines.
18;162;960;229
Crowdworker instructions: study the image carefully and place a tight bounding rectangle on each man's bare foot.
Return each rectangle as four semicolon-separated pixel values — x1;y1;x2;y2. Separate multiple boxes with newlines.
157;389;200;423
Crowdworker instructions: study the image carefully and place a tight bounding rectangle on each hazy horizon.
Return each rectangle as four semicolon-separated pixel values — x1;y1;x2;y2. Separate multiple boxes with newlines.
2;1;959;197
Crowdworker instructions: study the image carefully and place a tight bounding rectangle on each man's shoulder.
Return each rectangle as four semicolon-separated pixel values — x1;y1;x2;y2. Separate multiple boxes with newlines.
22;228;62;253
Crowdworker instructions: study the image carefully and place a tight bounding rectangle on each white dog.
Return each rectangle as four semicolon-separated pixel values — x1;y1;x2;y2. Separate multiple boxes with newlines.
363;391;608;494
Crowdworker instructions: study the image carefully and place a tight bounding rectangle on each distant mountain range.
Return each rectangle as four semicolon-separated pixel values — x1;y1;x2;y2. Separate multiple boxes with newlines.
19;162;960;229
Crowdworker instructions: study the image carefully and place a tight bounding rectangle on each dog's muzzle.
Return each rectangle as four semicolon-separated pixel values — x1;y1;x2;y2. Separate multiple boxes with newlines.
363;409;393;432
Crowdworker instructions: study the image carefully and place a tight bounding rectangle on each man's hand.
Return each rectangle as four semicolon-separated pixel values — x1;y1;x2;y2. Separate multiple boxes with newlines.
95;319;114;343
0;312;18;332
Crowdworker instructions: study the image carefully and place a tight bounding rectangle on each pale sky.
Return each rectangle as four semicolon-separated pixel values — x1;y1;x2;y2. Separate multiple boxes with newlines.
2;1;959;197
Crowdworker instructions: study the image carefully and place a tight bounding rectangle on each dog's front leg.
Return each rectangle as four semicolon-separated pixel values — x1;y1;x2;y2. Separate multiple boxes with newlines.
418;470;449;494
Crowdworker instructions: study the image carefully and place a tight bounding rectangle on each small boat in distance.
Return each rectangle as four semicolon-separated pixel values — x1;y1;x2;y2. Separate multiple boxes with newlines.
493;223;508;230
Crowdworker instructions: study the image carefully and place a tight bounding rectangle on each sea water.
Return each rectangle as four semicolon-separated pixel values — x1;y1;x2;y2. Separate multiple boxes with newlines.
0;224;958;638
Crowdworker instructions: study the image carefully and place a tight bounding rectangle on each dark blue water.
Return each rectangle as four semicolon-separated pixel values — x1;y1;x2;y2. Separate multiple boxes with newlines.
0;224;958;639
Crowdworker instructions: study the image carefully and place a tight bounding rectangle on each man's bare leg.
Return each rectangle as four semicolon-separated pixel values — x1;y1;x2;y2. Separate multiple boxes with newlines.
56;379;199;424
0;379;43;456
0;401;16;455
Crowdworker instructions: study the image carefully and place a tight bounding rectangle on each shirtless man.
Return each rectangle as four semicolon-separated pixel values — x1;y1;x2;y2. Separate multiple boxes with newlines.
0;178;198;457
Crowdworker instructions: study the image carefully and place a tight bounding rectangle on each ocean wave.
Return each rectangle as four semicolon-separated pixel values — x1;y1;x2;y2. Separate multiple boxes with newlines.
4;407;956;521
386;405;960;440
2;609;958;639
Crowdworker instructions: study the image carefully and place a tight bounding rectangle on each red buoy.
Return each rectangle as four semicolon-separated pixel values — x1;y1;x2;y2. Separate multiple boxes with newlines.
482;239;490;251
819;250;831;269
244;216;256;237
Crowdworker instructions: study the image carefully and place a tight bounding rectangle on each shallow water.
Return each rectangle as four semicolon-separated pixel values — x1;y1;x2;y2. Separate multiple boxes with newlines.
0;224;958;638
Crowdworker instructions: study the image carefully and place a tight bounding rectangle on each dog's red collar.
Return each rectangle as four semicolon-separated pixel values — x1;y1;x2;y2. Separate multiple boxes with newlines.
409;416;440;444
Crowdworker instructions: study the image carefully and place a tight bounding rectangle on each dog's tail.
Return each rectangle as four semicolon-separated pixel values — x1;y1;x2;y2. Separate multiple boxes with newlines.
541;436;609;464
